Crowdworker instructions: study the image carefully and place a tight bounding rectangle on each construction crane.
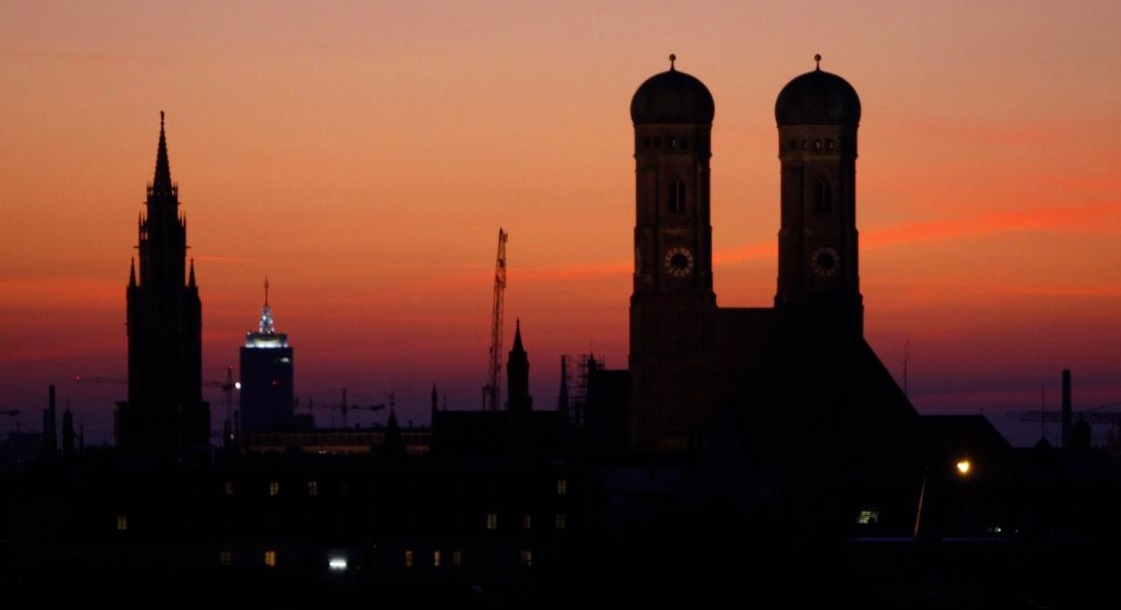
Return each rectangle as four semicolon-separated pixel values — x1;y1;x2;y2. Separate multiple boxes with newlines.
482;227;507;411
76;368;239;437
1006;402;1121;427
336;388;386;428
300;389;388;428
204;366;238;438
74;376;126;384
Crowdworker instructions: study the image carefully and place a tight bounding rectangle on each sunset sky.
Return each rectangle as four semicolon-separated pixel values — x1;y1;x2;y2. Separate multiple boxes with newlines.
2;1;1119;447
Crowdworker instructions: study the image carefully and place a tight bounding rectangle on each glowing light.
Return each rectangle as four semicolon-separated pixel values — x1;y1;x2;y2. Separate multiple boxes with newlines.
328;557;347;571
956;459;972;476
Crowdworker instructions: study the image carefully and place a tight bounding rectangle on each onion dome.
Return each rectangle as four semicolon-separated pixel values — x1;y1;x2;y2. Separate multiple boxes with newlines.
775;54;861;126
631;54;715;125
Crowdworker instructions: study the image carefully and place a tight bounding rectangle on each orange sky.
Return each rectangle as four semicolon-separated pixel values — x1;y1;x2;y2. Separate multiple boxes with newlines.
2;1;1120;446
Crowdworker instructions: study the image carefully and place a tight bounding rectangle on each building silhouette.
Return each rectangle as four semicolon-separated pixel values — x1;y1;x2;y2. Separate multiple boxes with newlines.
239;278;295;437
6;59;1121;610
431;320;565;461
114;113;210;459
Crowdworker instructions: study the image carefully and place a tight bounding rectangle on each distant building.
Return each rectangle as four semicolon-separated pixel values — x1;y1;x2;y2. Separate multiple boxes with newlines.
239;279;295;437
115;113;210;458
431;320;565;461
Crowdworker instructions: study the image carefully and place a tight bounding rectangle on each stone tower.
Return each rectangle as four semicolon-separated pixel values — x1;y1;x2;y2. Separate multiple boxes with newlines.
628;55;719;452
774;54;864;339
117;113;209;458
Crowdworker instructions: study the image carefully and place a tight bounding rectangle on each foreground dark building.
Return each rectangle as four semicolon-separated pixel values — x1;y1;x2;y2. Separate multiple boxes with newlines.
114;113;210;459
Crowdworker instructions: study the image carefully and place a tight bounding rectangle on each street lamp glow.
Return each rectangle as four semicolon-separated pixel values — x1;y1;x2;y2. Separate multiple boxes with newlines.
956;459;972;476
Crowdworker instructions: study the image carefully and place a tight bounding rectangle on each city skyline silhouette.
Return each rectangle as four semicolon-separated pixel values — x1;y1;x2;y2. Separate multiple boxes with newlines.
3;5;1121;608
2;2;1119;449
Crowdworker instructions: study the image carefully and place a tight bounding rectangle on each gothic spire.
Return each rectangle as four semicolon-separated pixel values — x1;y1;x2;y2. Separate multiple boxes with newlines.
151;111;174;197
511;318;524;353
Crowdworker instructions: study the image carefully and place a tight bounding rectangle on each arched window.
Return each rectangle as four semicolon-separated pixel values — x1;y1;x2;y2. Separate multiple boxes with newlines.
814;180;832;216
668;180;686;213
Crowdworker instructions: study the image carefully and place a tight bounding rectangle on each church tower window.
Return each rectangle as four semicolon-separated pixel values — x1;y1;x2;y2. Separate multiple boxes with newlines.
814;179;832;216
668;180;686;213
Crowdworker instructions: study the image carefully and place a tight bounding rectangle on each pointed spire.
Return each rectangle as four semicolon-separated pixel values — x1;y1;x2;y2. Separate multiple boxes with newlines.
129;258;136;287
151;111;174;196
188;258;196;287
511;318;524;353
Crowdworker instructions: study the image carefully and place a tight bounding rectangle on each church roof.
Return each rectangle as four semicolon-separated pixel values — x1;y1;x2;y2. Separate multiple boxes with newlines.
775;55;861;126
631;54;714;125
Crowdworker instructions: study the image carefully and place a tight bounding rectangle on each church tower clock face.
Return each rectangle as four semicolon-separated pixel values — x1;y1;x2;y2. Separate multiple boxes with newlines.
811;246;839;277
664;246;694;277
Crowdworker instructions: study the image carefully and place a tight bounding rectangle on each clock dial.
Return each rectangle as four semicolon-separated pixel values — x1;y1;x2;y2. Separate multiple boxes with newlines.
664;246;694;277
811;247;839;277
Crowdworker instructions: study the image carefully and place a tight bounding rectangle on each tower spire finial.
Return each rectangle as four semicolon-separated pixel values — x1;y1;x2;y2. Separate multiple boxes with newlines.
814;53;822;70
152;111;173;196
264;275;269;308
669;53;676;71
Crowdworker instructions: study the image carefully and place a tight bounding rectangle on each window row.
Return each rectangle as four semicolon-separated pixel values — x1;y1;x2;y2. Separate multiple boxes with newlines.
117;511;567;533
642;136;707;151
790;138;836;152
228;548;533;569
221;477;567;498
485;512;567;531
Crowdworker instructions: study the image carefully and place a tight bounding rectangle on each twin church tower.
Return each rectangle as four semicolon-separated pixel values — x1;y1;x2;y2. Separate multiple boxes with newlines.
114;56;918;466
627;54;916;457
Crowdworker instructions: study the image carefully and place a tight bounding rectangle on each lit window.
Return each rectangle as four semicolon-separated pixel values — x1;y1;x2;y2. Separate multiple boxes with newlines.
856;510;880;525
224;481;234;495
453;550;462;567
269;481;279;496
264;550;277;567
555;514;566;530
520;550;533;567
116;514;127;531
556;479;567;495
486;513;498;530
433;550;441;568
404;549;414;568
328;557;347;571
522;515;532;530
220;551;232;566
307;481;318;496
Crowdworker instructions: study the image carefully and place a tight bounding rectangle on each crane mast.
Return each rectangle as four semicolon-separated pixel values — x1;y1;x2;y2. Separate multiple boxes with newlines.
483;228;508;411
